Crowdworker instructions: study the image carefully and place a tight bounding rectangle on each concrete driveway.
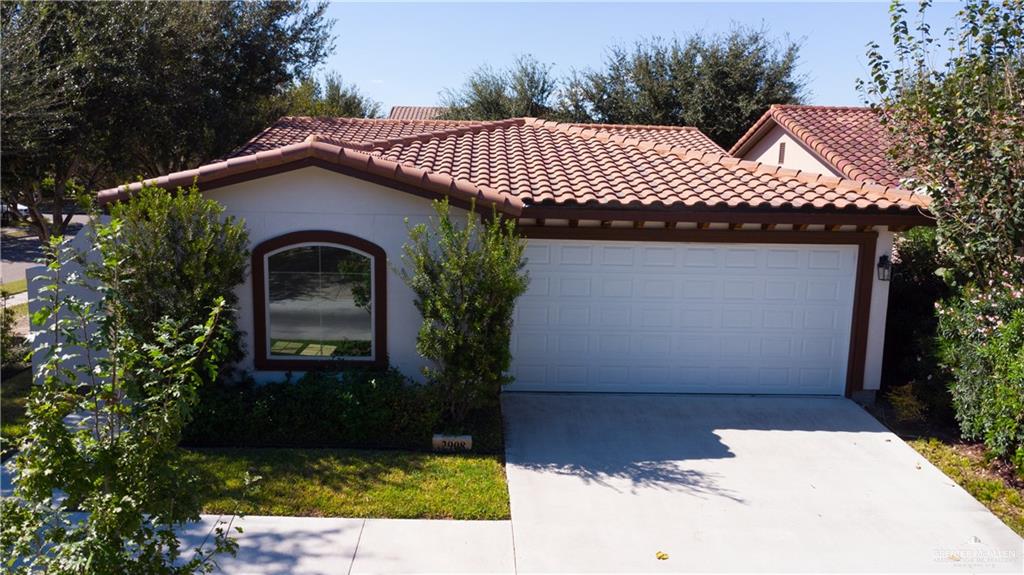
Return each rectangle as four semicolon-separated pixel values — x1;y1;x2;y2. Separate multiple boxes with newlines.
503;393;1023;573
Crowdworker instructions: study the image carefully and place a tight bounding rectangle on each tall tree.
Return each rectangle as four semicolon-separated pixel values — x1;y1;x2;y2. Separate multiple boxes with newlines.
864;0;1023;280
274;72;381;118
564;28;805;146
0;0;334;241
440;55;558;120
863;0;1024;467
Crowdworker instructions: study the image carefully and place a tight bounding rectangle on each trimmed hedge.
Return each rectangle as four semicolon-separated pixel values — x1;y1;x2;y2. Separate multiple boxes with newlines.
939;277;1024;470
182;369;505;453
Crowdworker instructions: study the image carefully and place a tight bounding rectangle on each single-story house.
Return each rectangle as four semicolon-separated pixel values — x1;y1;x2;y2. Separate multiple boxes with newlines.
729;104;903;187
90;115;931;401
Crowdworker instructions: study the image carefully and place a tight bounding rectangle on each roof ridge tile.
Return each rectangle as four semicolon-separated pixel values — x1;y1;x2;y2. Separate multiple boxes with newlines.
568;122;703;132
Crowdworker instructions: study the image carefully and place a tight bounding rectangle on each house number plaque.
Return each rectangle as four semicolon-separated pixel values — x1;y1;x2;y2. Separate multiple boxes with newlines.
432;434;472;452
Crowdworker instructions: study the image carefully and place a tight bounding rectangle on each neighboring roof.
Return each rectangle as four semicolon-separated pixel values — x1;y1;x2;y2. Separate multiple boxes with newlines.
99;116;929;222
231;117;476;157
388;106;446;120
568;123;725;155
730;105;903;188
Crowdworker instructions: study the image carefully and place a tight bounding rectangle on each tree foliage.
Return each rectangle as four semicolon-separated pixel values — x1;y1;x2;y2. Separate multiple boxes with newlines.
274;72;381;118
439;28;805;147
565;29;805;146
1;226;246;573
0;0;334;240
0;3;74;177
864;0;1024;281
401;201;529;426
440;55;559;120
864;0;1024;468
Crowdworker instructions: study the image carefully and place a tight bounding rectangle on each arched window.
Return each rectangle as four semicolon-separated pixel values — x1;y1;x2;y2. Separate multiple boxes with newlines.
252;231;387;370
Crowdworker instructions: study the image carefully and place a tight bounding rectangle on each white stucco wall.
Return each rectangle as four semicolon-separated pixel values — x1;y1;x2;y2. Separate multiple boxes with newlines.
863;229;895;392
29;166;896;397
742;125;844;177
203;167;459;383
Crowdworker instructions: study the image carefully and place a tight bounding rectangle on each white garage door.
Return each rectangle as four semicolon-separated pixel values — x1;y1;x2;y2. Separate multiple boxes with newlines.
508;240;858;395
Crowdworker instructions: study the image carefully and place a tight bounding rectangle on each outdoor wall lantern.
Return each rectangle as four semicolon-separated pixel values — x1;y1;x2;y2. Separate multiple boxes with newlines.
877;255;892;281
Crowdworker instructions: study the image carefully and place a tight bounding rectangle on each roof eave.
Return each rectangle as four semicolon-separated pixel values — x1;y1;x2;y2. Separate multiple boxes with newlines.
728;108;780;156
519;203;934;228
95;141;525;216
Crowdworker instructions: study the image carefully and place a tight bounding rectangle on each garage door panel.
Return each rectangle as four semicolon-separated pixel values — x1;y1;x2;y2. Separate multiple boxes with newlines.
523;244;551;264
509;240;857;395
557;245;593;265
600;277;633;297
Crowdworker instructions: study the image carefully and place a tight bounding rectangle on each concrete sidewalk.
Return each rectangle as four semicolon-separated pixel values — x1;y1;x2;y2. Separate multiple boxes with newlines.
3;461;514;574
181;516;514;575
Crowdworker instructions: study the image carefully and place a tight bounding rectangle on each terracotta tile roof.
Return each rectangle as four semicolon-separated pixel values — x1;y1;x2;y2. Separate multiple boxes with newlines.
569;123;726;155
230;116;475;157
730;105;904;188
370;118;925;212
100;116;929;220
388;106;446;120
105;136;523;214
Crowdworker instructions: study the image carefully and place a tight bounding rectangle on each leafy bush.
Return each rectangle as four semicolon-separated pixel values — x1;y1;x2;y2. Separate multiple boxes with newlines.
886;384;928;423
0;289;26;370
401;199;528;427
3;226;238;572
182;369;454;451
938;276;1024;469
102;182;249;366
866;1;1024;468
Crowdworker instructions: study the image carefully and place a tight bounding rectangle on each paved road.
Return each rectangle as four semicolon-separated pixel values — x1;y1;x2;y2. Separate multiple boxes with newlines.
1;215;88;284
503;393;1023;573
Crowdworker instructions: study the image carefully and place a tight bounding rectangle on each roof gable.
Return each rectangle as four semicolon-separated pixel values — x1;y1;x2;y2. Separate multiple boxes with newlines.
730;105;904;188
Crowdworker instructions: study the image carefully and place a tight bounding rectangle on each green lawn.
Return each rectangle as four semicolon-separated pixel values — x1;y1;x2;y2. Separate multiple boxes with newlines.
5;302;28;320
184;447;510;519
909;438;1024;537
1;278;27;296
1;368;32;457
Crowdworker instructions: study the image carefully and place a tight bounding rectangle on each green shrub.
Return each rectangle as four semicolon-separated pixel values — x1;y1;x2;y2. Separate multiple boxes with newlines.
882;228;953;419
887;384;928;423
401;199;528;428
939;276;1024;470
102;182;249;367
4;228;238;572
182;369;454;451
0;289;26;370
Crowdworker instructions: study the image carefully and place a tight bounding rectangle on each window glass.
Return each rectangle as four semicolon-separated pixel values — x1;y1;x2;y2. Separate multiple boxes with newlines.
267;245;372;358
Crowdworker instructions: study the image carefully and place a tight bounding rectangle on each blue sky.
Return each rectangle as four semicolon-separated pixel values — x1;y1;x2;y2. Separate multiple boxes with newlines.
322;1;961;113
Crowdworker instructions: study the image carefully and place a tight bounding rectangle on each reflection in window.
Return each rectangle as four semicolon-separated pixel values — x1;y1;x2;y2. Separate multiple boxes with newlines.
267;244;372;359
